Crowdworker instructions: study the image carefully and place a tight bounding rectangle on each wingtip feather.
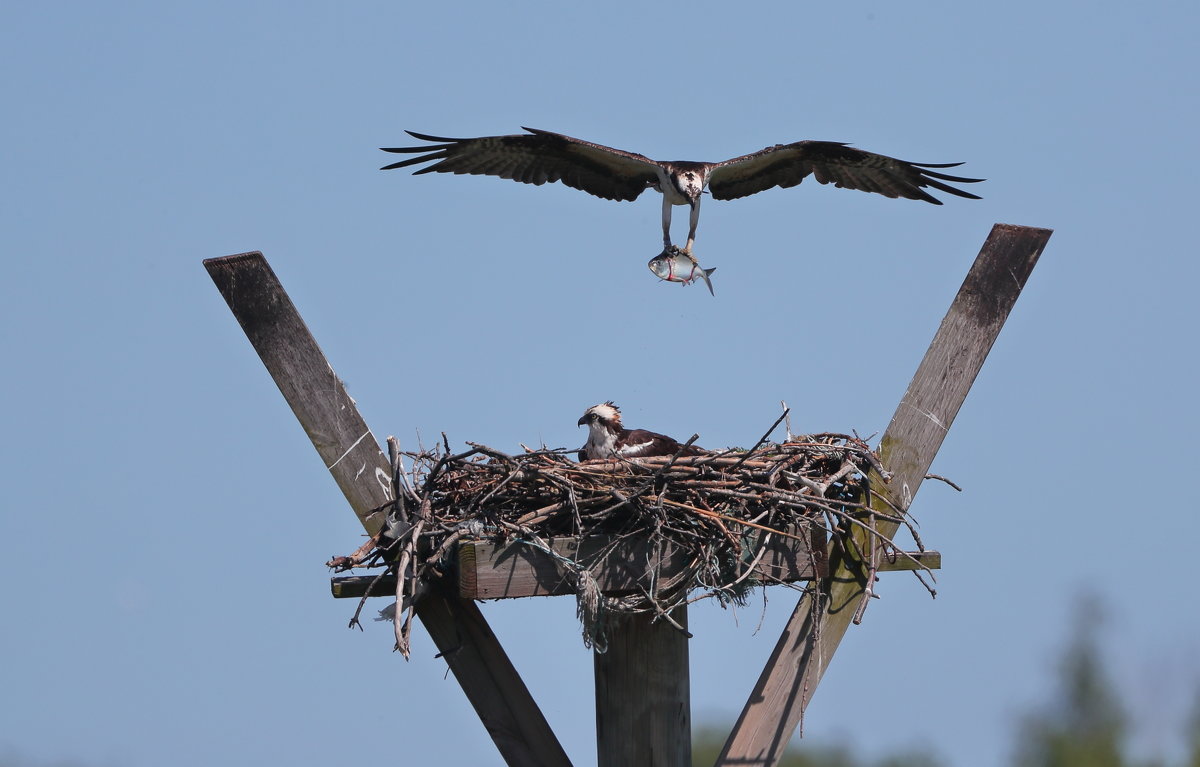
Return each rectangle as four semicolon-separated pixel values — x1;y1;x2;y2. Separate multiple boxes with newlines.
405;129;465;143
378;153;445;171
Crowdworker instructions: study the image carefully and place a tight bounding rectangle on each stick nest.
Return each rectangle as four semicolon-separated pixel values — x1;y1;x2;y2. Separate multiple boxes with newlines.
332;427;916;654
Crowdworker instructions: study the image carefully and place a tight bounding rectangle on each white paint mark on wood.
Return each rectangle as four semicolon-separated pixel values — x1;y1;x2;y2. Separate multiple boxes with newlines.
326;429;372;470
375;466;393;500
906;403;947;431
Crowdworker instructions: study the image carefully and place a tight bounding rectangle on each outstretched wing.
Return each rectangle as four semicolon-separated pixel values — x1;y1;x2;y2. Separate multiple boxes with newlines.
707;140;983;204
381;127;663;202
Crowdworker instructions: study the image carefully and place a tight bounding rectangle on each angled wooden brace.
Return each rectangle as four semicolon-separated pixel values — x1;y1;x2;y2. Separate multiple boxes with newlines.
717;223;1053;767
205;253;573;767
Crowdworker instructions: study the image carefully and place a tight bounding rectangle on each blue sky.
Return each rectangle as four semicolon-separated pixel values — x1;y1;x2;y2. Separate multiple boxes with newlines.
2;2;1198;766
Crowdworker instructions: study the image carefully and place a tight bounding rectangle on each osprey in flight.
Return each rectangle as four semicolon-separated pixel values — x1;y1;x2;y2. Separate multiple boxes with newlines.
381;127;983;255
577;402;706;461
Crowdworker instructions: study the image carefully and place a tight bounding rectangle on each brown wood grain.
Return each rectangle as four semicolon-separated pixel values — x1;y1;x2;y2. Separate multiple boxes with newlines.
204;252;573;767
595;608;692;767
204;252;392;535
717;224;1052;767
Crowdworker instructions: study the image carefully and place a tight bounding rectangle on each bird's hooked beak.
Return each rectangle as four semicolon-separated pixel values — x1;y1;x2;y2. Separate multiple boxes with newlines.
577;415;588;427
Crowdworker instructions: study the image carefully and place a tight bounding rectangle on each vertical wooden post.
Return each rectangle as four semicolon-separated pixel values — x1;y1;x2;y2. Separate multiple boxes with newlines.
717;224;1053;767
204;253;573;767
595;607;691;767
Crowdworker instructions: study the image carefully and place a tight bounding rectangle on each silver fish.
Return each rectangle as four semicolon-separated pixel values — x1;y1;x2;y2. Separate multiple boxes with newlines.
648;246;717;296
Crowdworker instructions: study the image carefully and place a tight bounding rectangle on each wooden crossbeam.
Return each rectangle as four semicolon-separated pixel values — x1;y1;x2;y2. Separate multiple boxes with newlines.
204;253;573;767
717;224;1052;767
329;544;939;600
457;526;827;599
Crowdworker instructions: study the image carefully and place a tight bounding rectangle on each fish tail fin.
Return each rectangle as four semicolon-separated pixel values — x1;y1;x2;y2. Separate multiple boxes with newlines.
701;267;716;296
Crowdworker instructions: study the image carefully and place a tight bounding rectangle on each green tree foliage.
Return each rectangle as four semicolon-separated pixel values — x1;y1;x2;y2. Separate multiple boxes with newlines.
1012;596;1127;767
694;594;1200;767
691;727;943;767
1186;688;1200;767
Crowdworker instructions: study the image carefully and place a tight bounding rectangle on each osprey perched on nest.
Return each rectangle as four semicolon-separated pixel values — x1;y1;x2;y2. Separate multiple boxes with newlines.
381;127;983;256
577;402;706;461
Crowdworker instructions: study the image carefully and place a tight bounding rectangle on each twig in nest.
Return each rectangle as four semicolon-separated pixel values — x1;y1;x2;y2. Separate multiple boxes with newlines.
728;407;790;473
924;473;963;491
650;496;813;544
326;531;380;572
392;498;430;658
348;566;394;631
852;512;881;625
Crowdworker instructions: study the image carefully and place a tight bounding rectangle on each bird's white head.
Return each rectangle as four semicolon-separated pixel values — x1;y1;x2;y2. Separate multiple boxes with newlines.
578;401;622;429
